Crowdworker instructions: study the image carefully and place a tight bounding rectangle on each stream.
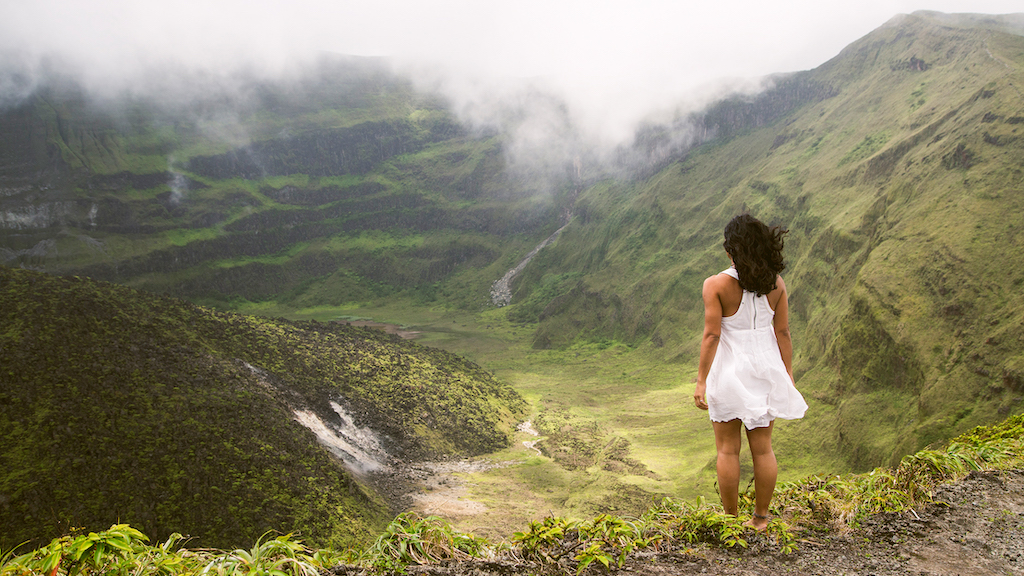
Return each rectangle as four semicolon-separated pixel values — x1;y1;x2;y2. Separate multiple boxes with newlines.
490;157;582;307
489;222;570;307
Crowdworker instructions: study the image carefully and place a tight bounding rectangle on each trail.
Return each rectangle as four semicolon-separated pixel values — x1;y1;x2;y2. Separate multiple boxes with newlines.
489;157;583;307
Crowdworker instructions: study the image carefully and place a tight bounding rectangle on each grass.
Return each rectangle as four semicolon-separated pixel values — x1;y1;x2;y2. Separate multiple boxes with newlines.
837;131;891;166
244;299;837;541
209;241;312;268
8;411;1024;575
0;268;527;551
321;231;426;252
160;227;222;247
4;12;1024;563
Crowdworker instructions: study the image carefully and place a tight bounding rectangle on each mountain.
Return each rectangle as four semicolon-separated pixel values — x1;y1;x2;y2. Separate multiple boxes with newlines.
2;10;1024;512
0;55;573;310
0;265;526;550
515;11;1024;468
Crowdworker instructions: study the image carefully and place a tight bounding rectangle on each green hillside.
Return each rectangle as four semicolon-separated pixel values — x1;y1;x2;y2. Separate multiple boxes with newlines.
0;266;525;550
513;11;1024;468
0;55;570;311
3;10;1024;546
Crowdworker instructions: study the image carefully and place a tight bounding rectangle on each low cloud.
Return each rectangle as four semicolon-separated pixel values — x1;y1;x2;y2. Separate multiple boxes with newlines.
2;0;1021;181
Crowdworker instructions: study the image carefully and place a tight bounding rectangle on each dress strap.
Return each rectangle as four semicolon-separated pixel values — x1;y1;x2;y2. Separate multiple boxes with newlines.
721;267;739;280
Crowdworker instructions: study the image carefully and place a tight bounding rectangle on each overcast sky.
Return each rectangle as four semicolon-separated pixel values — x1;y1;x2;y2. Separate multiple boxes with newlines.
1;0;1021;142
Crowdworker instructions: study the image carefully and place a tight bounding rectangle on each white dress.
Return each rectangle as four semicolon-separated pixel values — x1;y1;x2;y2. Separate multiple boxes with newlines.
706;268;808;429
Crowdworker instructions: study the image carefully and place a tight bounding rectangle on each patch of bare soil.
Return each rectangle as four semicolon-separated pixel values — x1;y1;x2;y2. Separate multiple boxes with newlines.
364;456;513;521
406;460;510;518
518;420;542;456
333;469;1024;576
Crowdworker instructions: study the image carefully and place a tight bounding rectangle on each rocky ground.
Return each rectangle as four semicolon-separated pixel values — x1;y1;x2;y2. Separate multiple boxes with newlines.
332;469;1024;576
614;468;1024;576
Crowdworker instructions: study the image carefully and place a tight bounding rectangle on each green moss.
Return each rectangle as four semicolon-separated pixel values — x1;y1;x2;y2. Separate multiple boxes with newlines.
0;267;525;550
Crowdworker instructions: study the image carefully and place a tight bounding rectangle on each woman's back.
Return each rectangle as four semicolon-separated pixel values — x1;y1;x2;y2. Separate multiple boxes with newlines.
706;267;805;429
716;268;784;326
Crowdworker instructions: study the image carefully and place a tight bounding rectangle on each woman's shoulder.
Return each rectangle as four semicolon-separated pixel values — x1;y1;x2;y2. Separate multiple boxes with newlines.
703;270;740;295
704;270;737;285
767;274;787;307
705;267;738;282
774;274;787;292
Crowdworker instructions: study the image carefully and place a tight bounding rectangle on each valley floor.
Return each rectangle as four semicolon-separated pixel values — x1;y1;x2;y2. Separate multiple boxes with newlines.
333;469;1024;576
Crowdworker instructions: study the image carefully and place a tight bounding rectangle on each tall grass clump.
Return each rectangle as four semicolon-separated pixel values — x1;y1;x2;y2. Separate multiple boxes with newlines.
0;526;334;576
771;414;1024;531
358;512;496;574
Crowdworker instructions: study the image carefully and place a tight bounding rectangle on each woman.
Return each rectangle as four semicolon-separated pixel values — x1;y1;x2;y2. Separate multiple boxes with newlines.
692;214;807;530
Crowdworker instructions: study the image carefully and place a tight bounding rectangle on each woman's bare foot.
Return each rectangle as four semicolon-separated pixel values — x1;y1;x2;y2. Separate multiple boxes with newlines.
743;513;769;531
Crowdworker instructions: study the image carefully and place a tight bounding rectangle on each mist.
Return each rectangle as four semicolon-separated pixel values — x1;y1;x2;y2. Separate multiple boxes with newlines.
2;0;1021;178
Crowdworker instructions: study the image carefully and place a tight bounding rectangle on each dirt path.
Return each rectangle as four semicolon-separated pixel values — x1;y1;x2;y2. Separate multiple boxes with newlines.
641;469;1024;575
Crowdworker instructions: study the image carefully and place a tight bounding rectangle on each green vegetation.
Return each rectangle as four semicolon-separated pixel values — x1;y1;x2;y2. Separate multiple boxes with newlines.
503;11;1024;474
0;267;525;550
4;411;1024;575
3;11;1024;562
361;512;493;573
837;131;891;166
0;525;334;576
0;55;564;314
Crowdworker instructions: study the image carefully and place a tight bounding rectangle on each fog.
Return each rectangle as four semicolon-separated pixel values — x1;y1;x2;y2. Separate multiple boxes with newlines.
2;0;1021;165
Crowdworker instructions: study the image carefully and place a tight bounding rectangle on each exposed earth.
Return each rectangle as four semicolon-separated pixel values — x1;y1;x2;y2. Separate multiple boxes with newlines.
336;469;1024;576
406;459;507;518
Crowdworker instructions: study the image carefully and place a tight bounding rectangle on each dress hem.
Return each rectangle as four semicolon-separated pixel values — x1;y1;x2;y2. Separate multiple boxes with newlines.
709;413;804;430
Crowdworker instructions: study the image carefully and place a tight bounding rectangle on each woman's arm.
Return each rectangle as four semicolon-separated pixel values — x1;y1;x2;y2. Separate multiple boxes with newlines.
772;276;794;381
694;276;724;410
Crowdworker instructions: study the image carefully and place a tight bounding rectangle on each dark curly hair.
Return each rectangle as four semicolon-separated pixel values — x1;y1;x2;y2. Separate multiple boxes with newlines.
722;214;788;296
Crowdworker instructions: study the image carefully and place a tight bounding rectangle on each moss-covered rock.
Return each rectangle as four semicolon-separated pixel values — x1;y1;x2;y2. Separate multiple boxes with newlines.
0;266;525;550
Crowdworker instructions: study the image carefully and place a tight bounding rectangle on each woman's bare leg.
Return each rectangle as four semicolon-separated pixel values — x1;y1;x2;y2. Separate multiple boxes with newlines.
711;419;743;516
744;421;777;530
